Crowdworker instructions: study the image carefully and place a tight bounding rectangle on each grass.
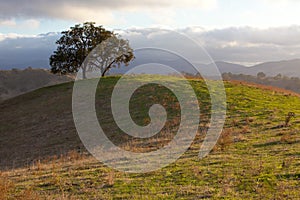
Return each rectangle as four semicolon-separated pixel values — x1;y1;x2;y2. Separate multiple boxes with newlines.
0;75;300;199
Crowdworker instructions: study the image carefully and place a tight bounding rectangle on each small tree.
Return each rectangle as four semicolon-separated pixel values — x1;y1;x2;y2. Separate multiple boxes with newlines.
50;22;134;78
257;72;266;79
274;73;282;80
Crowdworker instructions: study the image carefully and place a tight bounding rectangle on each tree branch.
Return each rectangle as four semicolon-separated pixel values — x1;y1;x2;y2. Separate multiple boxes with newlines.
101;55;123;77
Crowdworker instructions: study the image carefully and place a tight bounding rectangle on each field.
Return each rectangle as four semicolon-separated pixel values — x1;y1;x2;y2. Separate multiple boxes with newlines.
0;76;299;199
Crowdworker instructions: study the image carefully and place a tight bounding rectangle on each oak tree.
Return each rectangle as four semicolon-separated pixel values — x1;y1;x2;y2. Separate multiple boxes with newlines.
50;22;134;78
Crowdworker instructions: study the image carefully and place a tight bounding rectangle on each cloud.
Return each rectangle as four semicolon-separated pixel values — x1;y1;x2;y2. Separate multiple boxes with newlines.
1;25;300;69
190;26;300;46
119;26;300;64
0;19;16;26
194;26;300;63
0;0;216;25
0;33;59;69
0;19;41;30
0;33;37;42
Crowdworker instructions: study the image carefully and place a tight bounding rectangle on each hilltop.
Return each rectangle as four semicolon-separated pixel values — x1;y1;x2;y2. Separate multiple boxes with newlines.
0;76;299;199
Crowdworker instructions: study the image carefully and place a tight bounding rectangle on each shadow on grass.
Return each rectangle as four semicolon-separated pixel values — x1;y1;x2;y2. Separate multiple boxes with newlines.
276;173;300;180
253;140;300;148
285;152;300;156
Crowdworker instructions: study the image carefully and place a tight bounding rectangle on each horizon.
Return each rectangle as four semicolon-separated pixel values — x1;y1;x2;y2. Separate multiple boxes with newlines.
1;25;300;70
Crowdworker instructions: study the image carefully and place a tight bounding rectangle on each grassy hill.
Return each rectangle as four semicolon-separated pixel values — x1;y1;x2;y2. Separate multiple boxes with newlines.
0;68;73;102
0;76;300;199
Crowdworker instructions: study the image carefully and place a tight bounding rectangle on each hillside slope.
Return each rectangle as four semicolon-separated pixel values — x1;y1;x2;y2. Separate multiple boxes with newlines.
0;76;300;199
0;68;73;101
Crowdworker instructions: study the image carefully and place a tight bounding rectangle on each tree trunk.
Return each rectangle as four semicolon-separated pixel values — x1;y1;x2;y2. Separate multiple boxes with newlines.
82;64;87;79
82;69;87;79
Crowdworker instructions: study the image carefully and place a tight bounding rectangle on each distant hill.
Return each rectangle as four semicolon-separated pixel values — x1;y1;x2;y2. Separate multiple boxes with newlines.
249;59;300;77
212;59;300;77
0;68;73;101
109;57;300;78
222;73;300;94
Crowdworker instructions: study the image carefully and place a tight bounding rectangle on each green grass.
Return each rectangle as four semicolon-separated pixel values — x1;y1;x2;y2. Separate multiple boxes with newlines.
0;75;300;199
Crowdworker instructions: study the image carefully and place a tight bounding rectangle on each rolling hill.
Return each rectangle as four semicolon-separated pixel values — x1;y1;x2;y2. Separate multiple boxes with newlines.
250;59;300;77
109;58;300;78
0;68;73;101
0;76;299;199
212;59;300;77
108;55;300;77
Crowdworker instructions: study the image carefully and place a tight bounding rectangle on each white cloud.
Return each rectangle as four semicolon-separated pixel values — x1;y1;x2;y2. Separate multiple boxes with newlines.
0;33;37;42
121;26;300;63
0;19;40;30
0;19;16;26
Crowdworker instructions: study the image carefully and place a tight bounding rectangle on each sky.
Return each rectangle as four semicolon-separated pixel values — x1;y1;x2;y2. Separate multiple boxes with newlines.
1;0;300;69
1;0;300;34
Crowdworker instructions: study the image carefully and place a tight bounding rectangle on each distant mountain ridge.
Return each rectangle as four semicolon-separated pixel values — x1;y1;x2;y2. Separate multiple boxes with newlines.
108;54;300;77
212;59;300;77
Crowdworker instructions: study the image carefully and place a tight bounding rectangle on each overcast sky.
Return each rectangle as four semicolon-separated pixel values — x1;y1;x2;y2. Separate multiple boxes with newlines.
0;0;300;69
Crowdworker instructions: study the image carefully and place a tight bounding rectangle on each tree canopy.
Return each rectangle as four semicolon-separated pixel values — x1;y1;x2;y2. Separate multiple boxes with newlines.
50;22;134;78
